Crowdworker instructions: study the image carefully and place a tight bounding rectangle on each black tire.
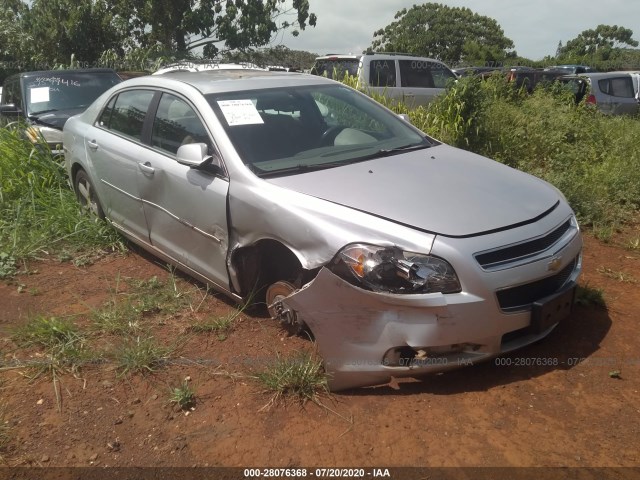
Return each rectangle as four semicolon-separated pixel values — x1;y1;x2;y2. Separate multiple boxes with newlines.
74;169;105;219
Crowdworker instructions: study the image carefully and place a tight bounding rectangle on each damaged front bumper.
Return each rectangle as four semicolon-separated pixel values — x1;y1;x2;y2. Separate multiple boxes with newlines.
284;266;577;391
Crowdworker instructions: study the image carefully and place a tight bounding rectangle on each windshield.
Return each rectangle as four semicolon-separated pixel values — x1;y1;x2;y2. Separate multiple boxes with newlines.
207;84;431;177
24;71;121;115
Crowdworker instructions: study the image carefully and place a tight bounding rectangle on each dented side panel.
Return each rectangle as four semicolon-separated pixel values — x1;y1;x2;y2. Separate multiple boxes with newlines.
226;179;437;274
137;155;231;289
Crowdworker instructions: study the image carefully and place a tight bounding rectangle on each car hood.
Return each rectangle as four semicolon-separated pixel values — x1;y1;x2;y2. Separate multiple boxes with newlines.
265;144;560;237
28;107;85;130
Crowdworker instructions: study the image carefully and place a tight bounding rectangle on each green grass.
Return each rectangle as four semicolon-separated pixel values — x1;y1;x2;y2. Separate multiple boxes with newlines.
254;351;329;406
169;380;196;410
12;316;86;359
91;273;194;335
0;400;10;457
189;314;236;340
10;315;93;410
575;284;606;308
0;130;124;269
113;336;174;376
0;252;17;279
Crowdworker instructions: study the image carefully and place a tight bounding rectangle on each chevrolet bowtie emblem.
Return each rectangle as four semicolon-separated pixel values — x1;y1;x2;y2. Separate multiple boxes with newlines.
547;256;563;272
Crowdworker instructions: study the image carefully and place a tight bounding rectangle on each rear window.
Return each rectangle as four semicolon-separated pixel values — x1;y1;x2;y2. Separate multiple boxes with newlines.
311;58;360;79
598;77;635;98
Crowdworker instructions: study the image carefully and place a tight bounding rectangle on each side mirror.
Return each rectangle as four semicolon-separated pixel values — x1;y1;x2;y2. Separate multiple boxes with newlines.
0;103;22;117
176;142;223;173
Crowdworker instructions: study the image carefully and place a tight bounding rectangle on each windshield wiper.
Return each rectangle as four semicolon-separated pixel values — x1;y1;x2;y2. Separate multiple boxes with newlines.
377;142;432;155
29;109;59;117
256;161;350;178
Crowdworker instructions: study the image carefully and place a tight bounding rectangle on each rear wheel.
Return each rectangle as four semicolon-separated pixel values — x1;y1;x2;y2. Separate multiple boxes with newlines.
74;169;105;219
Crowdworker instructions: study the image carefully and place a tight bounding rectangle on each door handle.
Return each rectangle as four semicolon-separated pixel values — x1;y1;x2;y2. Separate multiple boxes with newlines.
138;162;155;175
87;140;98;150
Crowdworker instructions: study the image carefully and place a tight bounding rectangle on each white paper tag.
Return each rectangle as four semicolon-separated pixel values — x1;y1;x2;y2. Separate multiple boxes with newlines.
217;99;264;126
30;87;50;103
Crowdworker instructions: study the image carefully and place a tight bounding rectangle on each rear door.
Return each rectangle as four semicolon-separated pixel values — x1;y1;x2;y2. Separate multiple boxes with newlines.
88;89;155;241
136;91;231;289
596;75;639;115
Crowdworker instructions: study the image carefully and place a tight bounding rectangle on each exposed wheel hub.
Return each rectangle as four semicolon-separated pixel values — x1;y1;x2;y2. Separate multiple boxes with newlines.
266;281;303;335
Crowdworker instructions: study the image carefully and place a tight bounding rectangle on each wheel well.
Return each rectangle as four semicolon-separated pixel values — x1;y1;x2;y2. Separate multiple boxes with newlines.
70;163;84;189
231;240;315;302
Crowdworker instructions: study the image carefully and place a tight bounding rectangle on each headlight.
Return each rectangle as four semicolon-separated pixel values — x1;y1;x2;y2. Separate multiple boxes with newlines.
330;243;461;294
570;214;580;231
25;126;62;148
25;126;45;143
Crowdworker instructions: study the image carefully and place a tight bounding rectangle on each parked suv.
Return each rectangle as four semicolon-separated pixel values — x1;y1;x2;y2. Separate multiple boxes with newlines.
311;53;456;107
0;68;122;154
578;72;639;115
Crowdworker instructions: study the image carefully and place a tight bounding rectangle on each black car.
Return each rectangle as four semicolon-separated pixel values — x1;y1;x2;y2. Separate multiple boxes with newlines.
0;68;121;154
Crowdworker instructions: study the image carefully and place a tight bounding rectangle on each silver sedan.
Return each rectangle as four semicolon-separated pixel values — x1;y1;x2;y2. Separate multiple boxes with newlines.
63;71;582;390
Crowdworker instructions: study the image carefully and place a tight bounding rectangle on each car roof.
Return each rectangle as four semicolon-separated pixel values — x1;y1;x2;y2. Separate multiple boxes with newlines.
314;54;362;60
577;72;633;79
118;70;335;95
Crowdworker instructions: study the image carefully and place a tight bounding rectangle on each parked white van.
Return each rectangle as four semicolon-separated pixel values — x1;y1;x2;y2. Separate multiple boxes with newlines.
311;53;456;107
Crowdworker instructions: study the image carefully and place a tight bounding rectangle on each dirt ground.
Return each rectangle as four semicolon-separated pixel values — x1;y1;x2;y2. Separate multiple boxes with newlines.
0;232;639;469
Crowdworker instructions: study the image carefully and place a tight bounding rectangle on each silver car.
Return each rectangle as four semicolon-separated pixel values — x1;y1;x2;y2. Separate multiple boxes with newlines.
581;71;639;115
63;71;582;390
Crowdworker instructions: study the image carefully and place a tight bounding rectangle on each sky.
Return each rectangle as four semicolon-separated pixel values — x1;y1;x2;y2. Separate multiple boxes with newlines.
274;0;640;62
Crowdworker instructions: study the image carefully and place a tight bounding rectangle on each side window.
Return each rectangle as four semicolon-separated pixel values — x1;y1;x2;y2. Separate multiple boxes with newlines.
3;79;22;108
105;90;155;141
151;93;210;155
399;60;456;89
98;96;116;128
399;60;434;88
600;77;634;98
369;60;396;87
431;64;457;88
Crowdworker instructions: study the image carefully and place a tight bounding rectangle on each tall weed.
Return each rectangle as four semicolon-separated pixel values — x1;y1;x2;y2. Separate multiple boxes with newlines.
0;130;122;260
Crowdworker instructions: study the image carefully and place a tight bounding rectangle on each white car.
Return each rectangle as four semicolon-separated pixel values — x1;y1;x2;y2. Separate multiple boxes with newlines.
63;71;582;390
153;62;265;75
311;53;457;107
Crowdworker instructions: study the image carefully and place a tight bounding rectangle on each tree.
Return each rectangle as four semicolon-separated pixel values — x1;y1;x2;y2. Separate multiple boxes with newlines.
369;3;514;66
559;25;638;59
221;45;318;69
0;0;31;69
105;0;317;56
25;0;124;67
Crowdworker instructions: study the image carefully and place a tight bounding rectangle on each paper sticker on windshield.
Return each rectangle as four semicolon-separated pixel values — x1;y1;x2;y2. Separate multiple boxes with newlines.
217;99;263;126
30;87;50;103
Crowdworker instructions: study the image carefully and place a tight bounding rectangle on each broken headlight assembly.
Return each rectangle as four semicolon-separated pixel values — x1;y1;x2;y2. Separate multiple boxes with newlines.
330;243;461;294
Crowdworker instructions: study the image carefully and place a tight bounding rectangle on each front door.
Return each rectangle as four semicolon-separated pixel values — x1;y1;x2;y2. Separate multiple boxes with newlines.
136;92;231;290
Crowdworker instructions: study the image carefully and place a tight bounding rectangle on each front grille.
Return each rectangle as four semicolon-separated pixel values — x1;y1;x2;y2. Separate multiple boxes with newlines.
496;256;577;312
475;219;572;269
